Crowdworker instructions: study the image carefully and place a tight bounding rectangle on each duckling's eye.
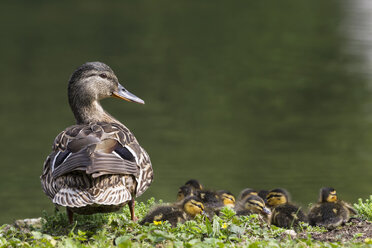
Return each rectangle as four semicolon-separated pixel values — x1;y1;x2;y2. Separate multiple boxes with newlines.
99;73;108;79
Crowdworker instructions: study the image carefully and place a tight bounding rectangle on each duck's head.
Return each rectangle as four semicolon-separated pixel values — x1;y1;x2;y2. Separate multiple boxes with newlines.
68;62;144;123
177;185;194;202
216;190;236;207
238;188;258;201
183;196;205;217
184;179;203;191
319;187;338;203
266;188;289;207
242;195;271;215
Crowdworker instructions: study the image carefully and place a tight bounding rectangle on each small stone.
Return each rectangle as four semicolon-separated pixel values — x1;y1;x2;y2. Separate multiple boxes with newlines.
14;217;44;232
283;229;297;238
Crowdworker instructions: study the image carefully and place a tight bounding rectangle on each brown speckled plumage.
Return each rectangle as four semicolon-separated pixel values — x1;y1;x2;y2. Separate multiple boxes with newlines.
40;62;153;222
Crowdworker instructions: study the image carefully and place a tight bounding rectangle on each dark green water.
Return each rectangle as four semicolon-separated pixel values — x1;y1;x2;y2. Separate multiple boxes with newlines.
1;1;371;224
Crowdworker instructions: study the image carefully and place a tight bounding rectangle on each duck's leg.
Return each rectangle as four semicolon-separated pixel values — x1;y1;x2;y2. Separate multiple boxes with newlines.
128;199;137;221
66;208;74;224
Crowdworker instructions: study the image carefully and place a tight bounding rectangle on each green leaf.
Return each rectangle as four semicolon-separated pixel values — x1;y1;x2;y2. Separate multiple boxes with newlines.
116;235;132;248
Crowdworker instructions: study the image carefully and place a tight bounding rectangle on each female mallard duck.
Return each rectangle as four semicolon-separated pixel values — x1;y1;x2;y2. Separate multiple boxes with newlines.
235;195;271;223
139;196;204;226
40;62;153;223
308;187;357;229
266;188;307;229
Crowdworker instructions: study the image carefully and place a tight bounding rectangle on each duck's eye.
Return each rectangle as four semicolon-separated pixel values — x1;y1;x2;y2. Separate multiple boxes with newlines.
99;73;108;79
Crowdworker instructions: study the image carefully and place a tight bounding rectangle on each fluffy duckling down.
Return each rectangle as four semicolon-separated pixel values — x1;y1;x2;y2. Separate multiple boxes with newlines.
235;195;271;223
308;187;357;229
266;188;307;229
140;196;204;227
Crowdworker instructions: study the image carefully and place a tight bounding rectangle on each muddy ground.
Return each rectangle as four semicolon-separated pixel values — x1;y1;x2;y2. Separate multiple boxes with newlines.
298;219;372;243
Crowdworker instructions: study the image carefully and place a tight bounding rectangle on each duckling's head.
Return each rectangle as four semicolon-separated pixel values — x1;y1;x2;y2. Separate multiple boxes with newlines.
238;188;258;201
242;195;271;215
68;62;144;123
319;187;338;203
199;190;220;204
258;190;269;203
177;185;194;202
183;196;204;217
184;179;203;191
266;188;289;207
216;190;236;207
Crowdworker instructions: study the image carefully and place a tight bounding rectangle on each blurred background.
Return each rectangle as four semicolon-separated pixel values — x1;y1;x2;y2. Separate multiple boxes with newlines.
1;0;372;224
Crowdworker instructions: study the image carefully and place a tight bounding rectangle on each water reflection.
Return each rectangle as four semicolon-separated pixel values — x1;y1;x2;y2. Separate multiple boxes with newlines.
342;0;372;80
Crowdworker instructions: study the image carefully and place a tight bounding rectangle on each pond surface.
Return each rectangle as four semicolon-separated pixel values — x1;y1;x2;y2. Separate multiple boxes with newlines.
0;0;371;224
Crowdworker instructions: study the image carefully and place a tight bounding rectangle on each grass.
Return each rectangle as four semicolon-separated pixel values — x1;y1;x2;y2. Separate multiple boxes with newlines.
353;195;372;221
0;197;371;247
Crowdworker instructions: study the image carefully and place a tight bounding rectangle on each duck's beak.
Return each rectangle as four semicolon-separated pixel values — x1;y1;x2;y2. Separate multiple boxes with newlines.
112;83;145;104
262;207;271;215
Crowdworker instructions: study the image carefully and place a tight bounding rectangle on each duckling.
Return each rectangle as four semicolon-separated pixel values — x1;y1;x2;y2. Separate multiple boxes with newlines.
184;179;203;191
40;62;153;223
235;195;271;223
140;196;204;227
216;190;236;208
308;187;357;229
266;188;307;229
197;190;224;218
258;190;269;203
237;188;258;202
176;185;195;202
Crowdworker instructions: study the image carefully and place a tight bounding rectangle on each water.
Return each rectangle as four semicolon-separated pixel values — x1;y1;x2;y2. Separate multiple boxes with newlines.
0;0;371;224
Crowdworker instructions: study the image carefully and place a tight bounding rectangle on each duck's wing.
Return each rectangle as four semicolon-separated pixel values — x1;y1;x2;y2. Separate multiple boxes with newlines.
48;123;140;178
110;122;153;197
41;122;153;206
341;201;358;215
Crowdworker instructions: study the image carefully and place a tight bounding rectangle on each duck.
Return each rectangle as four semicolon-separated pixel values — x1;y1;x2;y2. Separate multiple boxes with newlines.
216;190;236;208
237;188;258;202
184;179;203;191
40;62;153;223
235;195;271;223
176;179;204;202
197;189;235;218
266;188;307;229
139;196;204;227
308;187;357;229
258;190;269;203
176;185;195;202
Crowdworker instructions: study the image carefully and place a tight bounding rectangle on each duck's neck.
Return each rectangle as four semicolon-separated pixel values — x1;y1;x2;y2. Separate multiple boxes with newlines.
70;99;119;125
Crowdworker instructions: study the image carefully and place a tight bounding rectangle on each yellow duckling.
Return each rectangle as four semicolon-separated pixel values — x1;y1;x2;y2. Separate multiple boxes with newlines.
216;190;236;208
237;188;258;202
266;188;307;229
176;179;204;202
184;179;203;191
176;185;195;202
308;187;357;229
139;196;204;227
235;195;271;223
